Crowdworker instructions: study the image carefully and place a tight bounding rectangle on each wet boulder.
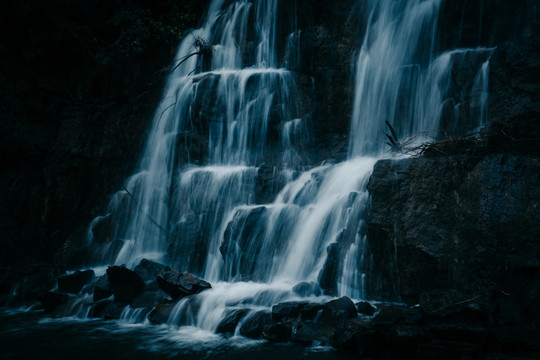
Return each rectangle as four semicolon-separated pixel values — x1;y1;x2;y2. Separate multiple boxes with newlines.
130;289;170;309
271;301;308;322
133;259;167;283
147;301;176;324
263;322;292;342
38;291;69;312
106;266;145;304
320;296;358;325
371;306;404;326
356;301;376;316
292;281;322;297
93;274;113;301
216;309;248;335
291;320;334;345
239;311;272;339
89;298;125;319
300;303;325;321
156;268;211;299
330;319;381;354
57;269;95;294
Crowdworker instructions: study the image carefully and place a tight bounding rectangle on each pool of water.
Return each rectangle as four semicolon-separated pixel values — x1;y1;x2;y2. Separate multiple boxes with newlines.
0;308;357;360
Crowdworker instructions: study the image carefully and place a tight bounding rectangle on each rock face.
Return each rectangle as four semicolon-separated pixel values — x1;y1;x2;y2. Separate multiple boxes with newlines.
366;154;540;323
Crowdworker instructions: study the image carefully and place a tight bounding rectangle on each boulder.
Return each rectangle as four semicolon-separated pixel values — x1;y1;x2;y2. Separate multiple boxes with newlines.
239;311;272;339
133;259;167;283
329;319;381;354
130;290;170;309
57;269;95;294
320;296;358;325
356;301;376;316
38;291;69;312
156;268;211;299
300;303;325;321
216;309;248;335
292;281;322;297
89;298;125;319
271;301;308;322
93;274;113;301
371;306;404;326
147;301;176;324
263;322;292;342
291;320;334;345
106;266;145;304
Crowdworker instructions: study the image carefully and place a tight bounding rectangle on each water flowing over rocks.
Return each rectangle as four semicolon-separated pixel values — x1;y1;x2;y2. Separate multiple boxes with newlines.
0;0;538;358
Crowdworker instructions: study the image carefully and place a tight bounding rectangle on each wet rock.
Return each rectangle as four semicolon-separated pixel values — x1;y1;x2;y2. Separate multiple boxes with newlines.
216;309;248;335
147;301;176;324
272;301;308;322
300;303;325;321
419;290;458;314
390;325;430;358
371;306;404;326
133;259;167;283
130;290;170;309
239;311;272;339
318;243;340;296
292;281;322;297
291;320;334;345
89;298;125;320
403;305;426;324
439;303;491;323
356;301;376;316
263;322;292;342
329;319;381;354
156;268;211;300
57;270;95;294
38;291;69;312
106;266;145;304
429;322;490;343
93;274;112;302
320;296;358;325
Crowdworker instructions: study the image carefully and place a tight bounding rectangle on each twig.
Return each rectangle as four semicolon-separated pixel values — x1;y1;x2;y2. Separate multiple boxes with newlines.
121;184;168;234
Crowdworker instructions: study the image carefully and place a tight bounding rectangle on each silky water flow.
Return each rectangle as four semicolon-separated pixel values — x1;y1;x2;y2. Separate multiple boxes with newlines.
76;0;494;335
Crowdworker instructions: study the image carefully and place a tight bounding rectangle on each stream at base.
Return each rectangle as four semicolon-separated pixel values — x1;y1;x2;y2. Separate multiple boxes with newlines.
0;309;356;360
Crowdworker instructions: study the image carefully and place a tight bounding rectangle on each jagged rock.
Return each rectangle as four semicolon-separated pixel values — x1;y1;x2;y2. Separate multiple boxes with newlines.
263;322;292;342
320;296;358;325
57;270;95;294
318;243;340;296
38;291;69;312
156;269;211;299
93;274;113;301
216;309;248;335
271;301;308;322
106;266;145;304
356;301;376;316
147;301;176;324
239;311;272;339
133;259;167;283
292;281;322;297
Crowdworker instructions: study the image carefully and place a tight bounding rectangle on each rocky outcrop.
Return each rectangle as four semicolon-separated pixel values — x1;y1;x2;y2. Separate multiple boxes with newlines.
367;154;539;307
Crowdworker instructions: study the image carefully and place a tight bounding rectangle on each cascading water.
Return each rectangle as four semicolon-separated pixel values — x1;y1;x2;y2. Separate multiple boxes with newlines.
80;0;495;335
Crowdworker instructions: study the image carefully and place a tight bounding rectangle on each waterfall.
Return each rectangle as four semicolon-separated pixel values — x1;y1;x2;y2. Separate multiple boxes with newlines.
81;0;495;333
